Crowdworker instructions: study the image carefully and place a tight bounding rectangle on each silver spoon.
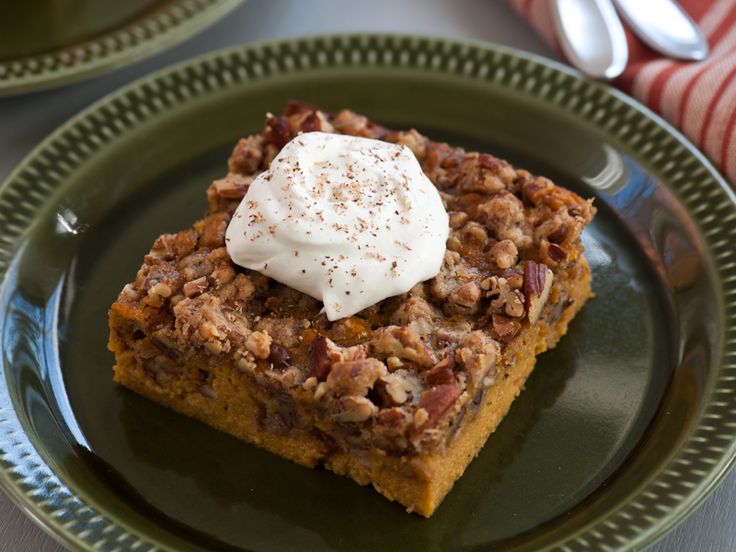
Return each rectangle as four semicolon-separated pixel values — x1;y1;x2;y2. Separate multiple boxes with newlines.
612;0;709;61
551;0;629;79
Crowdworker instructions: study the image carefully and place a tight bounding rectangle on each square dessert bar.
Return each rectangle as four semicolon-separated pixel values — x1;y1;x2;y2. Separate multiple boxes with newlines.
108;101;595;517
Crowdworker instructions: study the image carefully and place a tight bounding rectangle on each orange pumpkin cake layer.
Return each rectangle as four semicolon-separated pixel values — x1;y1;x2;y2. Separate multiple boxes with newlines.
108;101;595;517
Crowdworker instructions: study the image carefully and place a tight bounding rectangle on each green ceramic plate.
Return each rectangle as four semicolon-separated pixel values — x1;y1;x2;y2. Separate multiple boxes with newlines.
1;35;735;551
0;0;243;96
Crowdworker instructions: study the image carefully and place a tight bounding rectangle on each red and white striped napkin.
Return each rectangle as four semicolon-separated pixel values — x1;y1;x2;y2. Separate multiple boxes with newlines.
508;0;736;183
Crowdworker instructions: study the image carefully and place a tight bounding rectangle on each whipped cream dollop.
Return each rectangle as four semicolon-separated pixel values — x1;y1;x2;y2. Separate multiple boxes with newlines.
225;132;449;320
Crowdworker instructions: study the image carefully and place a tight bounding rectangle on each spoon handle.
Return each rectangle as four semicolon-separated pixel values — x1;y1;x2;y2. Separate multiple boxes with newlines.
551;0;629;79
612;0;708;61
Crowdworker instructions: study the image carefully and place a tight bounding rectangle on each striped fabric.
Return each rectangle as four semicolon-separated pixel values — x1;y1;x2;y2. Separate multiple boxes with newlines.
508;0;736;183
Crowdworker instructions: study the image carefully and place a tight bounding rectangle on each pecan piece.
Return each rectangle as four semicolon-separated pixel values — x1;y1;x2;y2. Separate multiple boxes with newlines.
521;176;554;206
147;282;172;302
547;224;568;244
456;331;499;390
489;313;521;342
498;269;524;289
448;211;469;228
317;358;386;399
524;261;554;324
482;276;525;318
426;353;457;386
390;296;442;338
461;221;488;245
377;407;409;427
264;114;292;148
476;192;532;249
245;331;272;359
457;153;511;195
334;396;377;423
415;383;461;432
199;212;229;249
309;335;333;382
447;281;482;315
370;326;437;368
489;239;518;270
546;243;568;264
299;110;335;133
228;135;264;175
380;370;422;405
211;173;254;199
183;276;208;298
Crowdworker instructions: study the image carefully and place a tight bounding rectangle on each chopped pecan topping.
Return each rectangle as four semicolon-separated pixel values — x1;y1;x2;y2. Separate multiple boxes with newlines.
210;264;235;287
334;396;377;422
489;239;518;270
446;235;461;252
149;230;198;261
447;281;482;315
523;261;554;324
380;369;422;405
178;250;214;282
456;331;499;390
211;173;254;199
377;407;409;427
448;211;469;228
370;326;436;367
183;276;209;298
546;242;568;264
426;353;456;386
264;114;292;148
228;135;264;175
482;276;525;318
461;221;488;244
547;225;568;244
309;335;334;381
390;296;442;338
299;110;335;133
316;358;386;399
331;109;389;138
498;269;524;290
173;293;249;354
476;192;532;249
457;153;511;195
544;187;586;211
521;176;554;206
148;282;172;301
245;331;272;359
489;313;521;342
199;212;229;249
415;383;461;432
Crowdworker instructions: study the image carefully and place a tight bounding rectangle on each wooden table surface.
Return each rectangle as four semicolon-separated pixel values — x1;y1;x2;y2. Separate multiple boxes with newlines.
1;0;734;550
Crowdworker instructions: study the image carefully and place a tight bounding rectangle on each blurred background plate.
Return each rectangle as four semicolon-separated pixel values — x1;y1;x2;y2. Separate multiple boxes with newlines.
0;0;243;96
0;35;735;551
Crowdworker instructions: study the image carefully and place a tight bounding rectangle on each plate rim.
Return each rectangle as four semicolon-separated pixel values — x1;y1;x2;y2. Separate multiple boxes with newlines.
0;0;244;97
1;33;735;551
